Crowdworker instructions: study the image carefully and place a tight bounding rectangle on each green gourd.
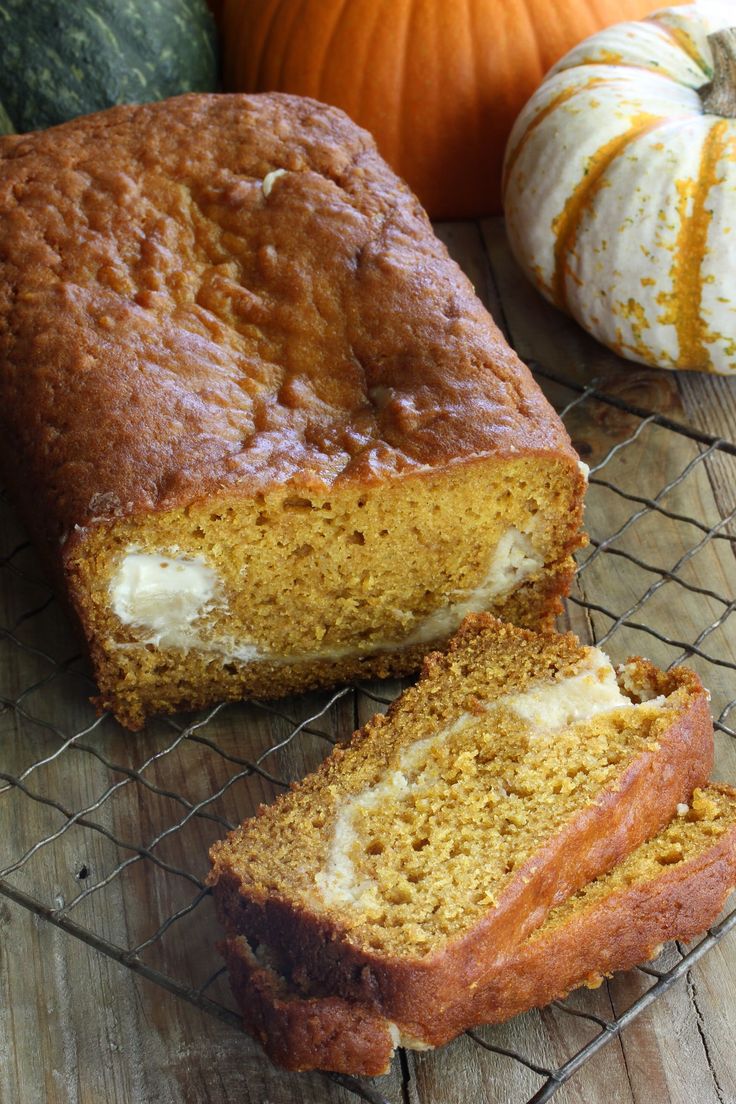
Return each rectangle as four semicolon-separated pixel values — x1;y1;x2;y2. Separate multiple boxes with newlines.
0;0;218;135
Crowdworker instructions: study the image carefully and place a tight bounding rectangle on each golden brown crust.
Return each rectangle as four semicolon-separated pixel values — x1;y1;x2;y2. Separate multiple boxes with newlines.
452;795;736;1035
0;92;578;565
221;785;736;1074
209;635;714;1032
219;937;396;1076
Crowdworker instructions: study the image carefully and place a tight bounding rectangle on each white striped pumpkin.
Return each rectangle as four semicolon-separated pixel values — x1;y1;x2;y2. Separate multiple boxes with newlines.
503;2;736;374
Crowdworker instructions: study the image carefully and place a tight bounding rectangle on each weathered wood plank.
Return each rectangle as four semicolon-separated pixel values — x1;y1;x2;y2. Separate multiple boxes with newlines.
0;587;404;1104
0;894;377;1104
605;938;736;1104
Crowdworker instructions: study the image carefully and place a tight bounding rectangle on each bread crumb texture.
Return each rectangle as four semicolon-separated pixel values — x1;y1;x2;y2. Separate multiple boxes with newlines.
537;786;736;938
74;459;579;724
210;615;709;958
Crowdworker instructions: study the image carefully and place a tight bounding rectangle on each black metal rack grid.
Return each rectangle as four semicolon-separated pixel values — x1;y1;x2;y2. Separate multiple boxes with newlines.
1;362;735;1104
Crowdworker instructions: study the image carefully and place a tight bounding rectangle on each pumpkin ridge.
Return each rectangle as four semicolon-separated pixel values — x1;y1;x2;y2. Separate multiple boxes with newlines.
667;119;730;372
556;56;699;82
466;0;483;165
648;15;709;75
251;0;293;90
277;0;313;90
551;114;683;312
313;0;353;105
502;78;607;204
520;0;545;81
250;3;281;89
383;0;412;162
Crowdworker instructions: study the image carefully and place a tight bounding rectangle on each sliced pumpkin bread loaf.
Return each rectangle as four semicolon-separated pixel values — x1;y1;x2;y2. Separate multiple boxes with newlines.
209;614;714;1039
220;784;736;1074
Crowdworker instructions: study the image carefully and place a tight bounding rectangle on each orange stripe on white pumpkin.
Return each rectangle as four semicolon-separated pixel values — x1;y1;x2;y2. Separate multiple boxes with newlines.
665;120;729;370
502;79;606;202
551;116;717;369
549;21;707;89
649;14;709;71
698;126;736;373
550;114;675;313
504;67;700;300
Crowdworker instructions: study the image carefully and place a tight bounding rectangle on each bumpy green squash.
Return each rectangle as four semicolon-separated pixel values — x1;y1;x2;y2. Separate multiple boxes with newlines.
0;0;218;135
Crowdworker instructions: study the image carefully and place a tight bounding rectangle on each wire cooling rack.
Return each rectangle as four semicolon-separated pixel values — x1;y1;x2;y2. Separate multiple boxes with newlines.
1;361;735;1104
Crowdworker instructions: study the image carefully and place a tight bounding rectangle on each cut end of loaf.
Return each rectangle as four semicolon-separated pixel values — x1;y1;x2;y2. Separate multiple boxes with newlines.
66;456;585;727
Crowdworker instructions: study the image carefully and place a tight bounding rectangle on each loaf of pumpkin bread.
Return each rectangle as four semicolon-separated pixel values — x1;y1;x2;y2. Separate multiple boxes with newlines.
219;784;736;1075
209;615;715;1057
0;93;585;728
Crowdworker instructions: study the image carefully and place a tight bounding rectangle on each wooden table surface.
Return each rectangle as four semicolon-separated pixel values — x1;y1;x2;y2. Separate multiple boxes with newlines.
2;217;736;1104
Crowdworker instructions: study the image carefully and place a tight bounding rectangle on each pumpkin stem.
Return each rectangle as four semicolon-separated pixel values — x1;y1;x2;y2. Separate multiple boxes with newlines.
700;29;736;118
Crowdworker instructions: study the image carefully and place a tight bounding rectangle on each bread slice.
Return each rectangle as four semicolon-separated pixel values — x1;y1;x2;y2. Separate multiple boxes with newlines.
209;615;714;1038
0;93;585;729
219;784;736;1075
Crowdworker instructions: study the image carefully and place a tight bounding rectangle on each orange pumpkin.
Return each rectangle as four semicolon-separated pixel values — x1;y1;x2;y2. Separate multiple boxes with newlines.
221;0;671;218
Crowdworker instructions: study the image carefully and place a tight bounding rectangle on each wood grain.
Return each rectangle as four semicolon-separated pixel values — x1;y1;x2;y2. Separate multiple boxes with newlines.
2;217;736;1104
